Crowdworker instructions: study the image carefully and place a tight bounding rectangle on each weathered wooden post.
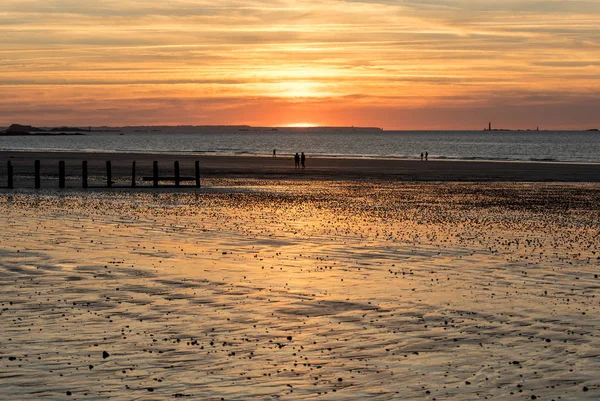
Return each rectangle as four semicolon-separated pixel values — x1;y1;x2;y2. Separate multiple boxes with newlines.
195;161;200;188
106;161;112;188
59;161;65;188
82;161;88;188
153;161;159;188
7;161;13;189
131;161;136;187
174;161;180;187
35;160;41;189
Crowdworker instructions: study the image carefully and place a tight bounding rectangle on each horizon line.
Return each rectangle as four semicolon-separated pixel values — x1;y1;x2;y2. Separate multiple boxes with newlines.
2;123;599;132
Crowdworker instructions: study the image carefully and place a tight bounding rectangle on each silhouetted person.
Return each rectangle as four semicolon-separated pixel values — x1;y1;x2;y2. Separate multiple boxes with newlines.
273;149;276;158
420;153;423;161
301;152;306;169
425;151;428;161
294;152;300;169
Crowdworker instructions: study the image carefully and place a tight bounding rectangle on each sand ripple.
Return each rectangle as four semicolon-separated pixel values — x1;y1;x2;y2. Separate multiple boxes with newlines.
1;181;600;399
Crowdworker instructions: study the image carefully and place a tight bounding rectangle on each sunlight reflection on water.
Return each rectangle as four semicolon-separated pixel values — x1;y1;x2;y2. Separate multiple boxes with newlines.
1;181;599;399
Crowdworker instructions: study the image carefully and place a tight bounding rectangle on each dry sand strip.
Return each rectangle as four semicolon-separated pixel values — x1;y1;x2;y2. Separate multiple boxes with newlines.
1;151;600;186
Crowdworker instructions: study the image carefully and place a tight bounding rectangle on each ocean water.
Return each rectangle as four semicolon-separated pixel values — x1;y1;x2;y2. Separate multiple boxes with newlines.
2;127;600;163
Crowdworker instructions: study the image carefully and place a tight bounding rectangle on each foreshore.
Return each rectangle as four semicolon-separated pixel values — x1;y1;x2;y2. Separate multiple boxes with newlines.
2;150;600;186
1;180;599;399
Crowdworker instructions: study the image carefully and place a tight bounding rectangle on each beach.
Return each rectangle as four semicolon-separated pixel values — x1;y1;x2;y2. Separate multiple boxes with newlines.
1;169;600;399
3;0;599;398
2;151;600;187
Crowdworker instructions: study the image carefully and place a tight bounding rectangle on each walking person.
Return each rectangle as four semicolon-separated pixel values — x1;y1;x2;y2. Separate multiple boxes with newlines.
420;152;423;161
301;152;306;169
273;149;276;158
294;152;300;169
425;151;428;161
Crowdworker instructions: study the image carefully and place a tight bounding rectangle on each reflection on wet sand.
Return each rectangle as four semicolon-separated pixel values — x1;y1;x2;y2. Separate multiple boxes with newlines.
1;180;599;399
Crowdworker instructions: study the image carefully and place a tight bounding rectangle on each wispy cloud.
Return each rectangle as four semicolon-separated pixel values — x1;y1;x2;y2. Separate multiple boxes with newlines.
0;0;598;128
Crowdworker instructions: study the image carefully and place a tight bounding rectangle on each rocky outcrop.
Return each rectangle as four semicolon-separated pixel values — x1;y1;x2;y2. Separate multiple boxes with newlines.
4;124;45;133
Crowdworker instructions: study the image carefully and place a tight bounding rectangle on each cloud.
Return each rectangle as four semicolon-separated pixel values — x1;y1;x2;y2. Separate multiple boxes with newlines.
0;0;598;128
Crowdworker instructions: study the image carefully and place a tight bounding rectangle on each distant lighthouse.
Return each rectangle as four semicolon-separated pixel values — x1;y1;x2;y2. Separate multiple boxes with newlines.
489;122;492;131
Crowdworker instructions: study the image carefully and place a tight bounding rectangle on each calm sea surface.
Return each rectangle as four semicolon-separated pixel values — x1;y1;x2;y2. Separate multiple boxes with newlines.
2;128;600;163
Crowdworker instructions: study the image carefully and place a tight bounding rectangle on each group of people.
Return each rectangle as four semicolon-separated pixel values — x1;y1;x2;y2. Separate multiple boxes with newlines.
272;149;306;169
420;151;429;161
294;152;306;169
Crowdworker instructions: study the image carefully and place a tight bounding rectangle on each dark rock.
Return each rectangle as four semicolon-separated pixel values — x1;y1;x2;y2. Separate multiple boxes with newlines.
6;124;45;133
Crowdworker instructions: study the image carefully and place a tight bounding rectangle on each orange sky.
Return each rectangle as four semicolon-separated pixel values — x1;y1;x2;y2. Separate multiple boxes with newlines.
1;1;599;129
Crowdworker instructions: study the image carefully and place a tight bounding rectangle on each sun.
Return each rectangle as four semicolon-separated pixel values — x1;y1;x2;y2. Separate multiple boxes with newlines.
276;81;328;98
284;122;317;128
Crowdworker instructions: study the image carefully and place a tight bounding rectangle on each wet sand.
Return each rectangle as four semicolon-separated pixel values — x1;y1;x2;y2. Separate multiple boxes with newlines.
1;180;600;399
2;151;600;186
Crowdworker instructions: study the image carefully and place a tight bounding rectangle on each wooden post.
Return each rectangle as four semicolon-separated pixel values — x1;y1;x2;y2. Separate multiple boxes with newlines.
106;161;112;188
59;161;65;188
153;161;158;188
131;161;136;187
174;161;180;187
82;161;88;188
195;161;200;188
35;160;40;189
7;161;13;189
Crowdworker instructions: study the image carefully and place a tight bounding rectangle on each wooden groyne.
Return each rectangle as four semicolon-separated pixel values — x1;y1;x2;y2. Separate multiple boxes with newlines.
1;160;201;189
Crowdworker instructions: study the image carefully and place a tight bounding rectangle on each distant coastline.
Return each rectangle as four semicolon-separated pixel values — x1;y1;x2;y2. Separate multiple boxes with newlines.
3;124;599;133
1;124;87;136
118;125;385;132
1;123;388;135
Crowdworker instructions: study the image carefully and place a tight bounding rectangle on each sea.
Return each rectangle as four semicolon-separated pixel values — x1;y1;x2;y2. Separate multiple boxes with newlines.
2;127;600;163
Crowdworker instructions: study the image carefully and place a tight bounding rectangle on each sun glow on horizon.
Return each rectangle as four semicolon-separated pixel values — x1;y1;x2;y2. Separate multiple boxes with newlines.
283;122;318;128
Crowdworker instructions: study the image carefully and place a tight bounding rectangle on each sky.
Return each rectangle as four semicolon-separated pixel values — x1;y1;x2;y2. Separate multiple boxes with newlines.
1;0;599;129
